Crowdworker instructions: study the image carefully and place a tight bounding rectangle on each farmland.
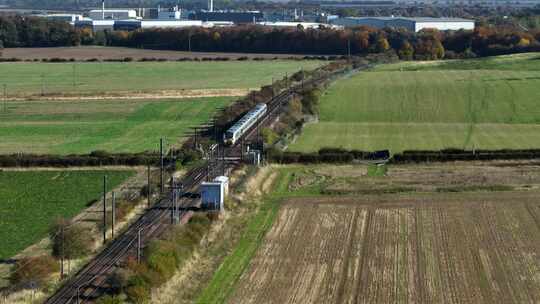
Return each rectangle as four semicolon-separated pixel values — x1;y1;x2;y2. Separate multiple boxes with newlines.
0;169;134;260
0;60;322;96
2;46;313;61
230;192;540;304
200;162;540;304
289;53;540;153
0;97;232;154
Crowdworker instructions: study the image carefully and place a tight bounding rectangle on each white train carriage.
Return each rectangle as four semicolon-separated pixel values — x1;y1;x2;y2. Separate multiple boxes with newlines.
224;103;267;145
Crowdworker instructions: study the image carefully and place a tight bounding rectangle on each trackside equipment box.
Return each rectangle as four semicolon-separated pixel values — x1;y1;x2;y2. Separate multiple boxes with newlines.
214;176;229;196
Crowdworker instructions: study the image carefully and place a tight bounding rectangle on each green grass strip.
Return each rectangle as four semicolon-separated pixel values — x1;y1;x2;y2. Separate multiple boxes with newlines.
196;198;280;304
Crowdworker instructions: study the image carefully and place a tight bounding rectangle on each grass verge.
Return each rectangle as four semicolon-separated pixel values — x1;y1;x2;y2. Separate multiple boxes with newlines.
195;198;280;304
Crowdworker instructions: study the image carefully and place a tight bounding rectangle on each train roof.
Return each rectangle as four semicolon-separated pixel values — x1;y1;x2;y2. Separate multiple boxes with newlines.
227;103;267;132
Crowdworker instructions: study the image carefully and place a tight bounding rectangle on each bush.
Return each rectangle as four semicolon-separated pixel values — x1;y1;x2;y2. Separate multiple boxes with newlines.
139;184;156;198
115;199;137;222
125;281;150;304
262;128;279;146
89;150;110;158
96;295;123;304
301;88;321;115
49;218;94;260
48;57;68;62
105;270;129;295
176;148;201;166
145;241;177;280
9;255;59;289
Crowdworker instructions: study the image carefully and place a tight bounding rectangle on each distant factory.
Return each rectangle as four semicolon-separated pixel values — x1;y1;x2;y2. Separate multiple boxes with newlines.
331;16;475;32
88;8;137;20
34;0;346;32
190;11;264;24
37;1;472;33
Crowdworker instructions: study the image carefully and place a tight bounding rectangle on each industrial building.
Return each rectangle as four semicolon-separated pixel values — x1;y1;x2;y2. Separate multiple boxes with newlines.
89;9;138;20
257;21;342;29
113;20;205;31
158;6;182;20
43;14;83;23
190;11;264;24
75;19;115;31
331;17;475;32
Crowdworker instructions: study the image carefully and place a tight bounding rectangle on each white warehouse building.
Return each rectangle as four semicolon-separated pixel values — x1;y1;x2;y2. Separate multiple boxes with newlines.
43;14;84;23
331;17;475;32
89;9;137;20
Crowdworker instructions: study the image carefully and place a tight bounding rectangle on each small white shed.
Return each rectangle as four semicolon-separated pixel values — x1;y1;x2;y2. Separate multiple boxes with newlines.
214;176;229;196
200;182;224;211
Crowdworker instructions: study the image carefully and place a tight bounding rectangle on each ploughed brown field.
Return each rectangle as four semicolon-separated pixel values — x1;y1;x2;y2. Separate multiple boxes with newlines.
230;191;540;304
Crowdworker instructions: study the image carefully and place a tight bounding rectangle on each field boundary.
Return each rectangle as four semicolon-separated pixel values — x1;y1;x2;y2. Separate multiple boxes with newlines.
195;198;281;304
270;148;540;164
3;88;252;101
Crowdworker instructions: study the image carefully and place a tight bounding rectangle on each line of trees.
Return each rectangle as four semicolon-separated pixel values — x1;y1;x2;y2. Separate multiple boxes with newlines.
107;25;540;59
267;148;540;164
0;15;80;47
1;14;540;59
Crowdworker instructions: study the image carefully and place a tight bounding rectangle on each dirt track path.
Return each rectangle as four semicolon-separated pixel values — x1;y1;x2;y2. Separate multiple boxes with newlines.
4;88;252;102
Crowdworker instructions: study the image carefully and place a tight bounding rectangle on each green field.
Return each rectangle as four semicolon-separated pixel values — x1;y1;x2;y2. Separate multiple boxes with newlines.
290;53;540;153
0;61;321;95
0;97;232;154
0;170;134;260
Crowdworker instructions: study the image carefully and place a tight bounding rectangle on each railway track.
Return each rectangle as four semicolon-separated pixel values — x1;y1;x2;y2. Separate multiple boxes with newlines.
45;166;209;304
45;65;348;304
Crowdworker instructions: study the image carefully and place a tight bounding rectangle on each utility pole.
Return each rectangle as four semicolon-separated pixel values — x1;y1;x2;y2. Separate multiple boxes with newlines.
188;31;192;52
213;117;218;142
60;224;65;279
301;67;304;92
111;191;116;239
160;138;164;194
271;77;275;100
137;229;142;263
3;84;6;113
147;164;151;208
41;73;45;96
72;64;76;88
170;177;175;224
194;127;198;149
347;38;351;60
102;175;107;244
241;137;245;161
222;145;226;176
177;184;183;221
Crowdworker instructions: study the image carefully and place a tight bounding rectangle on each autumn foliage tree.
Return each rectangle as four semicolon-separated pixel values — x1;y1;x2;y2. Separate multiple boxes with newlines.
49;218;93;260
9;255;59;289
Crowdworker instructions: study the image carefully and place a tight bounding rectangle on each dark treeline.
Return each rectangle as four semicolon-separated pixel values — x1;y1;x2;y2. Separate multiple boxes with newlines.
0;151;159;167
104;25;540;59
0;15;79;47
268;148;540;164
1;15;540;59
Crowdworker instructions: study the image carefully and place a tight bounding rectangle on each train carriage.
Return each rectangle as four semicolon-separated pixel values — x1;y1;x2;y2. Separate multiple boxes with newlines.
224;103;267;145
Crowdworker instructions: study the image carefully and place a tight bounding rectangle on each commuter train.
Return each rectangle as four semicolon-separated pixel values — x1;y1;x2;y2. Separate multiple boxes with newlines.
223;103;267;145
